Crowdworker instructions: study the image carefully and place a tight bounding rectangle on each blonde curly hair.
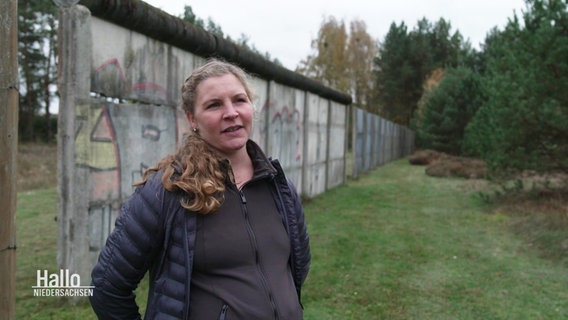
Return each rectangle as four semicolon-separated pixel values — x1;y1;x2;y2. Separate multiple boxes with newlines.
136;59;255;214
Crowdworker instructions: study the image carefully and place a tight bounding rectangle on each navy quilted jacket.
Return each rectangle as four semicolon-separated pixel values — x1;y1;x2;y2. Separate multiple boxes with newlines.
89;156;310;319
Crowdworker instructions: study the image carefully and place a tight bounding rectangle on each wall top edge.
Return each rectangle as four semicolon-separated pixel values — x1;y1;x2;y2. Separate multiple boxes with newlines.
72;0;352;105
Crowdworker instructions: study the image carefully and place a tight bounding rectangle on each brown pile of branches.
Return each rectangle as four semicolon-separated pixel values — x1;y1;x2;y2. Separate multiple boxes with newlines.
409;149;487;179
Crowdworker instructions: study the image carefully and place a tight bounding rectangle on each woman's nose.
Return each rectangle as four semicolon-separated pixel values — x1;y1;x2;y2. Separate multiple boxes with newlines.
223;103;239;119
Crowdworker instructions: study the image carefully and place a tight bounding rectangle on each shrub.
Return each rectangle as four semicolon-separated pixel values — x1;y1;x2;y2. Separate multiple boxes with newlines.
464;0;568;176
416;67;484;155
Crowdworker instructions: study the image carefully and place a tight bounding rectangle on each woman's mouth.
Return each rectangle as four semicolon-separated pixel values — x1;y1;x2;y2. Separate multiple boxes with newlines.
222;126;242;133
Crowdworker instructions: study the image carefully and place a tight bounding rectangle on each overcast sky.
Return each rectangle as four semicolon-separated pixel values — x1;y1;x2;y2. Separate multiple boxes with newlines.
144;0;527;70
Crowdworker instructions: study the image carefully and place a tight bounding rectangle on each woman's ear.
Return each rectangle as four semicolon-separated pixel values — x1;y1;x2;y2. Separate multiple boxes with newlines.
186;112;196;129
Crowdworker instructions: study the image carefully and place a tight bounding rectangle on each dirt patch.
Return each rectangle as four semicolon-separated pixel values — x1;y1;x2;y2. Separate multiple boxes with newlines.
497;190;568;216
494;189;568;264
409;149;488;179
411;148;568;265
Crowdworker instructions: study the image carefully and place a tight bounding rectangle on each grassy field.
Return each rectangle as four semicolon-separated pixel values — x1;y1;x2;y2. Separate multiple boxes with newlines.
301;160;568;319
15;156;568;319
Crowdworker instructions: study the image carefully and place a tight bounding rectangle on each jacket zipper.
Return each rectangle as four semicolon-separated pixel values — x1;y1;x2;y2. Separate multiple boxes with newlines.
219;304;228;320
238;188;280;320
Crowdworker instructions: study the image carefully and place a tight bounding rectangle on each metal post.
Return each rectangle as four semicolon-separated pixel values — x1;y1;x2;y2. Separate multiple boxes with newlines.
0;0;19;319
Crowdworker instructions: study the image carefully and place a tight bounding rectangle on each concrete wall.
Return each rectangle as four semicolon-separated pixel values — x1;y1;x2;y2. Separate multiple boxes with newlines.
351;107;415;179
57;3;353;281
265;82;305;192
57;1;413;282
327;101;347;190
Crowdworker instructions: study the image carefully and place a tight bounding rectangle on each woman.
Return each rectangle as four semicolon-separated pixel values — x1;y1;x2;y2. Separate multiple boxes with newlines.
90;59;311;320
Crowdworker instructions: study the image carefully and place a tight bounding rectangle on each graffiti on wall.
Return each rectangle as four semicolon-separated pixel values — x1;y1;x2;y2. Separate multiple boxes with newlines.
83;59;190;251
269;101;302;162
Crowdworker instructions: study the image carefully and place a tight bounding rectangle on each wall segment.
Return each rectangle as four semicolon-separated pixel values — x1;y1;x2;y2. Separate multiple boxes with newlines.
57;0;413;284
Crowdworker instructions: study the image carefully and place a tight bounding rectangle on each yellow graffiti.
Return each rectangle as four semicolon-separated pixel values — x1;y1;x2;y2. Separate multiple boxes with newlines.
75;104;117;170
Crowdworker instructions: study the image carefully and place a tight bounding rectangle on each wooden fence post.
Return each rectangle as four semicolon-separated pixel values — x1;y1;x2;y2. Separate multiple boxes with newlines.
0;0;19;318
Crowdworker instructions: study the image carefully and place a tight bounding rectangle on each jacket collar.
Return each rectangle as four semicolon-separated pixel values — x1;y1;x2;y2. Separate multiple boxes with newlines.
245;139;278;179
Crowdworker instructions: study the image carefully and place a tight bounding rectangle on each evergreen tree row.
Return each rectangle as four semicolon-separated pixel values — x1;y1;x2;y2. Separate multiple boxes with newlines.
415;0;567;176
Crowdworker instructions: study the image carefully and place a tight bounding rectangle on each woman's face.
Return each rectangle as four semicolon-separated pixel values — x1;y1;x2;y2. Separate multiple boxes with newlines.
187;73;253;157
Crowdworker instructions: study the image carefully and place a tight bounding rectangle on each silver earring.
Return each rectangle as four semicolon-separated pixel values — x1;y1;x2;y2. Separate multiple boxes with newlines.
192;127;198;133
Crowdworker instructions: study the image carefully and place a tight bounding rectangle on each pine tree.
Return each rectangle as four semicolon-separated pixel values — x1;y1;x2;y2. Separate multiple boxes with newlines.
417;67;484;155
374;22;414;124
464;0;568;175
18;0;58;142
374;18;468;126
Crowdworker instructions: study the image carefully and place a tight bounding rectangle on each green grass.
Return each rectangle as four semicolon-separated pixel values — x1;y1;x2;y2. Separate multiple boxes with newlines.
15;159;568;319
15;188;96;319
302;160;568;319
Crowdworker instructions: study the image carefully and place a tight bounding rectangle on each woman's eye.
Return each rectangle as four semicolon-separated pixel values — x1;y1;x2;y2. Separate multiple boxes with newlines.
207;102;221;109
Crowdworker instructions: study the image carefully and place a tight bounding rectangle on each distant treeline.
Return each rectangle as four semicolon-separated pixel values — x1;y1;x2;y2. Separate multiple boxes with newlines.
18;0;567;177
